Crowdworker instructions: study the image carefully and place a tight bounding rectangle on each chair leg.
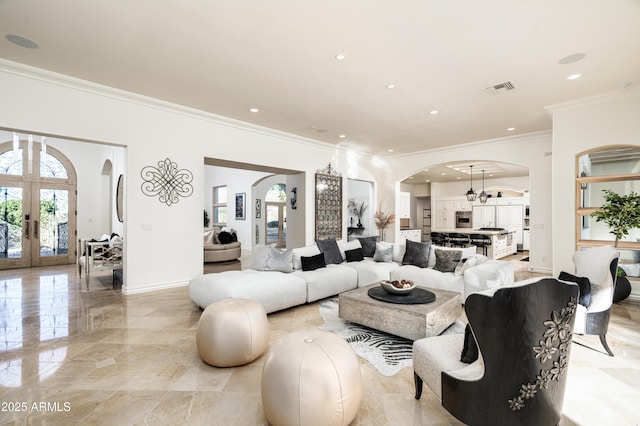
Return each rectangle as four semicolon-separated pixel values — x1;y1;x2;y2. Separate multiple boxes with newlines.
600;334;614;357
414;372;423;400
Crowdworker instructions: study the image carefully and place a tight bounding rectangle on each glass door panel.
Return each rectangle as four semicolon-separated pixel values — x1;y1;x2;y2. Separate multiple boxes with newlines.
265;203;286;248
0;184;29;268
32;185;72;267
38;188;69;257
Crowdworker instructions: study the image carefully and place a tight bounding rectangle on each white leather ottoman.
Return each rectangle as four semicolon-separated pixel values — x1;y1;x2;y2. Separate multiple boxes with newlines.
261;329;362;426
196;298;269;367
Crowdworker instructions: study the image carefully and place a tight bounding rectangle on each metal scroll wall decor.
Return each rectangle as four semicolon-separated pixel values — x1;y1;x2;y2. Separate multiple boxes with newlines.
141;158;194;206
315;163;342;240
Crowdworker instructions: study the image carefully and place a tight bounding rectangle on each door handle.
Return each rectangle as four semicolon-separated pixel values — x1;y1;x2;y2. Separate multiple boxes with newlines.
25;220;29;239
34;220;39;239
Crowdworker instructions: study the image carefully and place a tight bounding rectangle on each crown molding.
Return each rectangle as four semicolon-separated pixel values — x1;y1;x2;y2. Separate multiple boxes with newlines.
0;59;375;159
545;86;640;115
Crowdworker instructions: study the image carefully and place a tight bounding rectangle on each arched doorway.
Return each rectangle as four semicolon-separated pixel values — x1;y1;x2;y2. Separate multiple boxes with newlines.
265;184;286;248
0;138;77;269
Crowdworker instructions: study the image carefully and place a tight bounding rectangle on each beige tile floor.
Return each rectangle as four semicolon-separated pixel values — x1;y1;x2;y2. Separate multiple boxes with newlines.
1;254;639;425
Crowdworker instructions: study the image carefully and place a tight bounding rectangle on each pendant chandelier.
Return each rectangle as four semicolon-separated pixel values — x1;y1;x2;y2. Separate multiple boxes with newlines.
466;165;477;202
479;170;489;204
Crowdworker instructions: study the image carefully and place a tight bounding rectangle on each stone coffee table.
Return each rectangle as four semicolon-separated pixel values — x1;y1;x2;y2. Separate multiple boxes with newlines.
338;283;462;341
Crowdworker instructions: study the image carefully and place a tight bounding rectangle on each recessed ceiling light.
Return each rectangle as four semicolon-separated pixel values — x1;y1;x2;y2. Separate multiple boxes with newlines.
567;73;582;80
441;173;446;176
386;84;395;89
620;82;632;90
425;180;430;183
456;177;461;180
408;176;414;179
558;53;586;65
339;134;346;138
5;34;38;49
387;149;394;153
429;110;439;115
335;53;345;61
507;127;516;131
423;169;429;172
249;108;259;113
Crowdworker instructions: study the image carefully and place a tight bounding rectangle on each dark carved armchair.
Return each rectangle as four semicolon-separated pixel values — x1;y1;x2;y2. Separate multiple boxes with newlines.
413;278;579;426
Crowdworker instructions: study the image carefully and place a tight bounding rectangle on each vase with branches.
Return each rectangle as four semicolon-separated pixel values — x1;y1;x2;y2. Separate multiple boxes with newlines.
374;204;395;241
348;199;368;228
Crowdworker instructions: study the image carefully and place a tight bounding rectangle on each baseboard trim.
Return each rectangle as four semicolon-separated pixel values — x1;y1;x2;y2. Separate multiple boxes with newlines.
123;279;189;295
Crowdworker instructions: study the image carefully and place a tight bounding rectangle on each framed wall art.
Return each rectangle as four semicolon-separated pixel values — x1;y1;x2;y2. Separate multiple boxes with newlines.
235;192;246;220
256;198;262;219
315;163;342;240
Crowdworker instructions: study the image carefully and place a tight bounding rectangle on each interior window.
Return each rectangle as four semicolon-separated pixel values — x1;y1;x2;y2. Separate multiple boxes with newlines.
212;185;227;226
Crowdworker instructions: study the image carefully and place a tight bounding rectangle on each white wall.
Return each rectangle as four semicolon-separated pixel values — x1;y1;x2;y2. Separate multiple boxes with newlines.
386;132;552;273
548;88;640;298
0;61;383;294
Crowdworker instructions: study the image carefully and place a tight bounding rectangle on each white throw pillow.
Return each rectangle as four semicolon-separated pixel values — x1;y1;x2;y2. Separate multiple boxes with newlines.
250;245;271;270
373;242;394;262
265;247;294;273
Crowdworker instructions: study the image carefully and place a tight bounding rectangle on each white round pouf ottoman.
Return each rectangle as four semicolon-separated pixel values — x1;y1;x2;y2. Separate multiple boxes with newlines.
261;329;362;426
196;298;269;367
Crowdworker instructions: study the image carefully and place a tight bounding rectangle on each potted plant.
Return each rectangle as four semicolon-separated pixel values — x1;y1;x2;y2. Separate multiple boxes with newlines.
590;189;640;302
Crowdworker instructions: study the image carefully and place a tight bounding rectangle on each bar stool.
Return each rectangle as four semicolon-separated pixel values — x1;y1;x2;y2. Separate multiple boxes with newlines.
430;232;449;246
469;234;491;256
448;233;470;247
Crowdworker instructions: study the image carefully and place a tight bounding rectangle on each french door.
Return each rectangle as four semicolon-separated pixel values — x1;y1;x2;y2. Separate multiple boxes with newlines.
265;202;287;248
0;139;77;269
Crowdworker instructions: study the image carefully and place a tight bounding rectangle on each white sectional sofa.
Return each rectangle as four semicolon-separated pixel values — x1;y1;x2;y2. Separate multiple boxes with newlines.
189;238;514;314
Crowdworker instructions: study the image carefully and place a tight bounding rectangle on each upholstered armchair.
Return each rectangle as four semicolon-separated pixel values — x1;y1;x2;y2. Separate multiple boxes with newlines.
413;278;579;426
571;245;619;356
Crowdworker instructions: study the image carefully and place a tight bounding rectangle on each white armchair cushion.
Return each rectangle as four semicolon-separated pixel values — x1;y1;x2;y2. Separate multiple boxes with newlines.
413;334;483;399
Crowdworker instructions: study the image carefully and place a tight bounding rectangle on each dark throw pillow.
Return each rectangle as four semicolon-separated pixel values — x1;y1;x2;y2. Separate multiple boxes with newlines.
434;249;462;272
357;236;379;257
316;238;343;265
558;271;592;307
402;240;431;268
345;247;365;262
460;324;479;363
218;231;233;244
301;253;327;271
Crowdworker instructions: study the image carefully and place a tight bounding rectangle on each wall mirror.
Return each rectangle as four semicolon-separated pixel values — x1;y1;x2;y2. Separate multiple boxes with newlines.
315;164;342;240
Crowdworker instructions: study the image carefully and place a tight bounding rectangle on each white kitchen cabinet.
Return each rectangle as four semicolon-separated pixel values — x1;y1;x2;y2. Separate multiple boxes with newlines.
399;192;411;219
398;228;422;244
434;200;456;230
497;205;523;245
472;205;495;229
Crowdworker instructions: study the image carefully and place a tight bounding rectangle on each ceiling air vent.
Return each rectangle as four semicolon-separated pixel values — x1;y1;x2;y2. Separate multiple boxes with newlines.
487;81;516;93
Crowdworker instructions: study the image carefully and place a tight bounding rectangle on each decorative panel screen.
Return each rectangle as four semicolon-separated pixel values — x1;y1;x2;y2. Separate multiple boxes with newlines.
315;164;342;240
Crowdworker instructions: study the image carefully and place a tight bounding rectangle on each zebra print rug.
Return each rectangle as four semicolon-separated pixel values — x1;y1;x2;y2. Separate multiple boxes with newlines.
318;297;415;376
319;297;465;376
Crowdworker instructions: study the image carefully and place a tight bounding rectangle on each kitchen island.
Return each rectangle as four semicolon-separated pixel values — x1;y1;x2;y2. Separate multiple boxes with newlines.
435;228;517;260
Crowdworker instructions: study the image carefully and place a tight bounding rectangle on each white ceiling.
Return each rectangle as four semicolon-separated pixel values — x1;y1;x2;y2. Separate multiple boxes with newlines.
1;0;639;161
